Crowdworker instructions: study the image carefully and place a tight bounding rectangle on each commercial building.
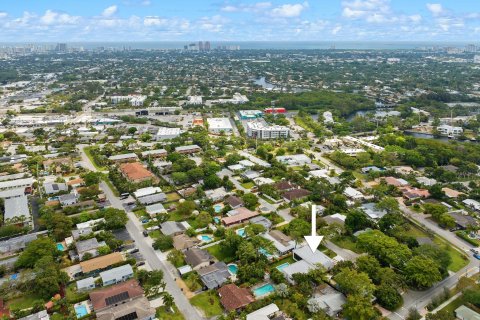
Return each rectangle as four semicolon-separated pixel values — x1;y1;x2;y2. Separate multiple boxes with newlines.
110;95;146;107
187;96;203;105
239;110;263;120
264;107;286;114
108;153;138;163
207;118;233;134
156;127;182;141
175;145;202;154
245;120;289;140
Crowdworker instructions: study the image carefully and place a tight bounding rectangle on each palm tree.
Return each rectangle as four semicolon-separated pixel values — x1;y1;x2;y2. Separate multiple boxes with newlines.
162;293;174;312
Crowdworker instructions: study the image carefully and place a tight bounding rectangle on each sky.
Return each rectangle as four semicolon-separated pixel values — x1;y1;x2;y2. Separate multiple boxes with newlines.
0;0;479;42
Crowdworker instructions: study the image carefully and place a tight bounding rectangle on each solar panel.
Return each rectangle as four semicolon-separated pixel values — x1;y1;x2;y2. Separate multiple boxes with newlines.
116;312;138;320
105;291;130;306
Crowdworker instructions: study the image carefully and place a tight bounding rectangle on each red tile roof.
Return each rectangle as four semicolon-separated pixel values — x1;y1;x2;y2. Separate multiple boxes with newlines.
218;284;255;311
119;162;155;182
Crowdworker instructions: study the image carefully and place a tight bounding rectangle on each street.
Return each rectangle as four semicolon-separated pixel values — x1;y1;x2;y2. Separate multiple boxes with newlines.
79;146;204;320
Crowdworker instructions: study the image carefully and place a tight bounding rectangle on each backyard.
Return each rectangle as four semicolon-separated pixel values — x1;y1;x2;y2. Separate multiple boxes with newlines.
190;290;223;317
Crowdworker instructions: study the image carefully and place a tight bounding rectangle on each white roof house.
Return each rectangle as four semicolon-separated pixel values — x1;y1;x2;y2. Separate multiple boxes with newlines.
344;187;365;200
133;186;162;199
100;264;134;285
246;304;279;320
0;177;34;191
276;154;312;166
463;199;480;211
4;195;30;224
146;203;167;216
108;153;138;162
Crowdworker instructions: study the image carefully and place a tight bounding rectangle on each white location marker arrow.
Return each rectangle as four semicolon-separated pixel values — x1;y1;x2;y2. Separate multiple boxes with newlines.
304;204;324;253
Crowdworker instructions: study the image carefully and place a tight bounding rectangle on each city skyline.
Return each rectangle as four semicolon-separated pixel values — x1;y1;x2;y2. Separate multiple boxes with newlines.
0;0;479;42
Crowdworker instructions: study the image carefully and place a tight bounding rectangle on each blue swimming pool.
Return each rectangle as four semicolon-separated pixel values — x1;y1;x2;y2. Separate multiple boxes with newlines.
75;305;88;318
259;248;273;258
213;204;223;213
236;228;246;237
57;243;65;251
201;235;213;242
253;283;275;297
276;262;290;271
213;217;220;224
227;264;238;274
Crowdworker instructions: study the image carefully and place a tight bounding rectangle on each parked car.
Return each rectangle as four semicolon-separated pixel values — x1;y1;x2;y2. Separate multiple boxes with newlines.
474;253;480;260
142;230;149;237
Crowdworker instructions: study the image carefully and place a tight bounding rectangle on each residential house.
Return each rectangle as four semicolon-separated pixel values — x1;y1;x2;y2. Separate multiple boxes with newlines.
449;211;478;230
384;176;409;187
282;245;335;284
283;188;311;202
218;284;255;312
184;248;214;270
44;182;68;195
133;187;162;199
119;163;155;183
205;187;228;202
141;149;167;159
76;277;95;292
18;310;49;320
360;203;388;221
137;193;167;205
241;170;261;180
463;199;480;212
175;145;202;154
274;181;295;192
4;195;31;226
100;264;134;286
416;177;437;186
323;213;347;226
442;187;465;199
173;234;200;251
400;186;430;200
108;153;139;163
276;154;312;166
58;193;78;206
309;289;346;318
198;262;231;290
90;279;144;312
249;216;272;230
160;221;191;236
222;207;260;227
246;304;280;320
76;238;104;260
80;252;125;274
455;305;480;320
343;187;365;201
225;195;244;209
145;203;167;216
261;230;295;256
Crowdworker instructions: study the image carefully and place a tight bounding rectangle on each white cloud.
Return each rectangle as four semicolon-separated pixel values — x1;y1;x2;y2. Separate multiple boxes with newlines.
40;10;80;25
409;14;422;23
197;15;227;33
332;25;342;35
221;2;272;13
0;12;7;19
102;5;118;18
144;16;168;26
270;2;309;18
342;0;391;20
426;3;444;16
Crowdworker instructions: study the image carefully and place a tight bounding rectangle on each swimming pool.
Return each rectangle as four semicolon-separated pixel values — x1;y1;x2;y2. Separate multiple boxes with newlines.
276;262;290;271
75;305;88;318
56;243;65;251
236;228;246;237
259;248;273;258
213;217;220;224
213;204;223;213
227;264;238;275
200;235;213;242
253;283;275;297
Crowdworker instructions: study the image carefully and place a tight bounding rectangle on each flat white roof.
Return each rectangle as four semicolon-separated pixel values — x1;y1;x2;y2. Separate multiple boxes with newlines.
0;177;34;190
207;118;233;130
5;195;30;221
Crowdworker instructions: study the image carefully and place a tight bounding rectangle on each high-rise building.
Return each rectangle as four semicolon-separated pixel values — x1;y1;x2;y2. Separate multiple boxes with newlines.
198;41;204;51
205;41;211;51
55;43;67;52
466;44;477;53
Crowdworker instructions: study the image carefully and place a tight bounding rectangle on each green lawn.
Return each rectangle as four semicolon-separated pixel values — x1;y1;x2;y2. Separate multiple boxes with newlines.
66;283;90;304
331;236;363;254
241;182;255;189
84;146;107;170
183;273;202;292
270;255;295;269
7;295;44;311
205;244;236;263
440;243;469;272
166;192;181;202
156;305;185;320
190;291;223;317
